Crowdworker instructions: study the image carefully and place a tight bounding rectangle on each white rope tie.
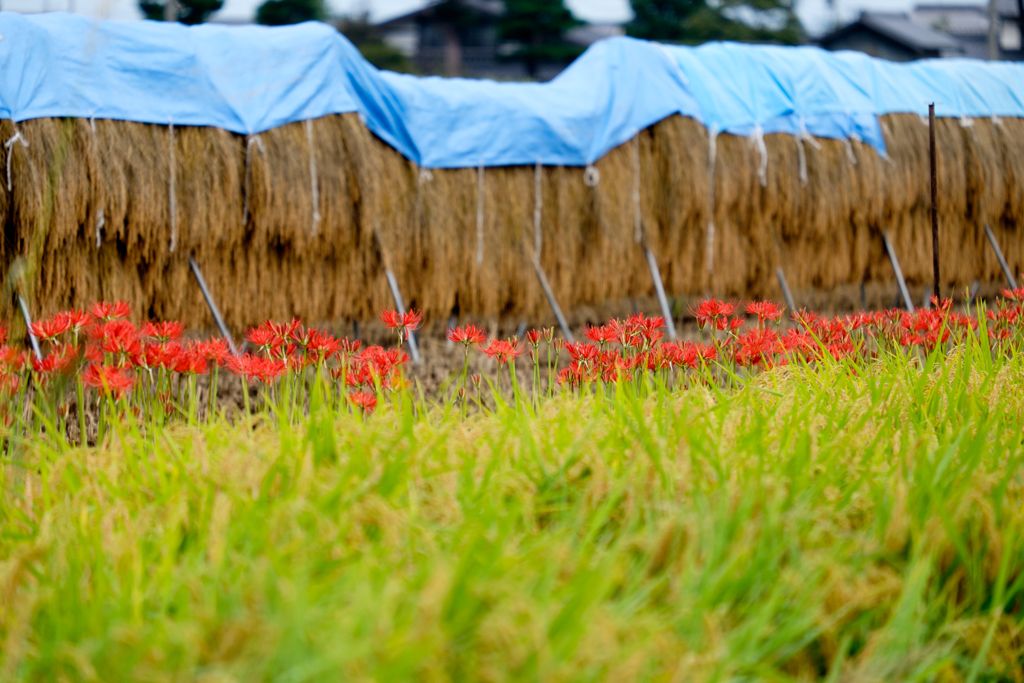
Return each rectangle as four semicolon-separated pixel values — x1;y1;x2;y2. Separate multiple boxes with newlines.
4;129;28;192
476;160;485;265
632;134;642;243
959;115;974;128
706;125;718;276
749;124;768;187
919;114;929;127
168;120;177;252
843;137;857;166
796;136;808;187
533;159;543;257
242;134;265;225
306;120;321;237
89;116;105;247
992;115;1003;127
419;168;433;184
583;163;600;187
796;119;821;188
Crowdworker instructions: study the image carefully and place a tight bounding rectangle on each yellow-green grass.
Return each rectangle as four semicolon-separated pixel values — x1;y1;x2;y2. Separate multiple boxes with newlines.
2;340;1023;681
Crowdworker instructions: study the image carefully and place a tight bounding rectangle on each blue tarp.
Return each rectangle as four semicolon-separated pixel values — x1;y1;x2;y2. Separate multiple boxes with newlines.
2;12;1024;167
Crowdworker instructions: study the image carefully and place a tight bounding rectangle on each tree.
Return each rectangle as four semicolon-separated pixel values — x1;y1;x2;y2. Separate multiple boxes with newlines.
140;0;223;24
336;13;415;73
499;0;584;78
627;0;803;45
255;0;325;26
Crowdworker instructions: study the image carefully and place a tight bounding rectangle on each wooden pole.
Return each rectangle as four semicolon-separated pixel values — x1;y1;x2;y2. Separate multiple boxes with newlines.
929;103;940;299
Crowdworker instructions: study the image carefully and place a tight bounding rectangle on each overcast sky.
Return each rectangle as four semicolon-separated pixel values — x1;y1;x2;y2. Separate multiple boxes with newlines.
0;0;988;38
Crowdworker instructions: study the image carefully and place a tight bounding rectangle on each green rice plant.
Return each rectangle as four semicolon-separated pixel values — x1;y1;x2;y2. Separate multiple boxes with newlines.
1;323;1022;681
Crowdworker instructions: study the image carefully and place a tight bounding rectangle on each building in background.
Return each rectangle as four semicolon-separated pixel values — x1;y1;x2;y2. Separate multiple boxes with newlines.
912;0;1021;59
819;11;964;60
375;0;622;80
820;2;1021;61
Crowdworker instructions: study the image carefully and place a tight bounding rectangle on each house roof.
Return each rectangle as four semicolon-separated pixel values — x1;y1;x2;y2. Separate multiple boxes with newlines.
860;11;964;50
821;11;964;54
914;1;1021;22
377;0;504;28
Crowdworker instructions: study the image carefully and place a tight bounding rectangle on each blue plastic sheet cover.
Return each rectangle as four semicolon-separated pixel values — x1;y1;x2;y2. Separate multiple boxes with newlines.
2;12;1024;167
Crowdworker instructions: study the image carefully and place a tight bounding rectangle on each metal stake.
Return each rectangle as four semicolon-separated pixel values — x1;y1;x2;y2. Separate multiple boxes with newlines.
446;314;457;350
984;224;1018;289
515;320;528;340
17;294;43;362
384;268;422;364
883;231;915;313
644;245;677;340
189;256;238;356
775;267;797;316
531;256;574;343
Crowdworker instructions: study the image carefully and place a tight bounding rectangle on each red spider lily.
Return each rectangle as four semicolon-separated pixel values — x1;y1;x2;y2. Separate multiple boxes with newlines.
745;301;785;325
82;363;134;398
343;362;374;388
65;310;92;333
525;329;543;345
305;330;341;366
735;328;782;368
246;323;285;355
361;346;409;381
0;372;20;397
482;339;525;365
695;343;717;363
32;344;78;376
691;299;738;329
381;309;422;341
715;316;746;332
132;341;181;371
793;309;821;329
661;341;700;369
90;301;131;321
89;320;141;364
599;351;636;382
174;343;209;375
30;313;72;342
1002;287;1024;302
446;323;487;347
349;391;377;413
584;324;616;345
843;312;875;332
0;323;7;346
564;342;599;366
140;320;185;342
199;339;231;365
0;345;29;372
228;354;285;384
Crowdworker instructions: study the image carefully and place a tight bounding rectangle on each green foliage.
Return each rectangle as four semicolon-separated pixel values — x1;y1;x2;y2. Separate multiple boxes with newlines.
255;0;325;26
628;0;804;45
499;0;584;77
2;337;1024;679
336;13;415;74
139;0;223;25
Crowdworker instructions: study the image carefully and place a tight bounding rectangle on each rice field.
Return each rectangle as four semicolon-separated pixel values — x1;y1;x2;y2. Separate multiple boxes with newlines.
1;295;1024;681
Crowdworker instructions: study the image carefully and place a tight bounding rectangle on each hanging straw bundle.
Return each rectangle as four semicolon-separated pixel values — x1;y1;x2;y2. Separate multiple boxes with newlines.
1;110;1023;330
